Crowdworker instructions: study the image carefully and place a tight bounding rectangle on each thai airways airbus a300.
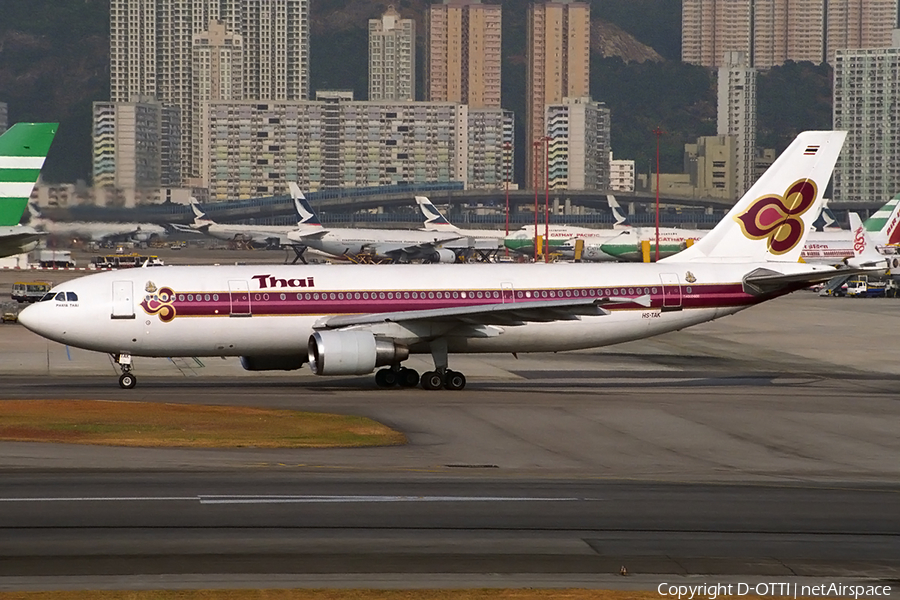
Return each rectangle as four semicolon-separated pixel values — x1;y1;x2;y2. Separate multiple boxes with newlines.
20;131;864;390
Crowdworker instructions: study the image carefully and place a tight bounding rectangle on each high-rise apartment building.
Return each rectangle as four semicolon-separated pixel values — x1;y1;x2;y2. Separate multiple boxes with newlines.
369;6;415;101
0;102;7;134
240;0;309;101
108;0;309;183
826;0;899;63
191;20;243;182
753;0;825;67
200;96;513;199
717;51;756;199
426;0;502;109
833;31;900;204
526;1;590;189
545;98;610;191
93;100;181;192
682;0;752;68
467;108;515;189
682;0;898;68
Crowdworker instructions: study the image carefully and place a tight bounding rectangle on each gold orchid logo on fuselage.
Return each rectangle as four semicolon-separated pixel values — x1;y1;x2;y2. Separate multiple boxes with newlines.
141;285;176;322
734;179;818;255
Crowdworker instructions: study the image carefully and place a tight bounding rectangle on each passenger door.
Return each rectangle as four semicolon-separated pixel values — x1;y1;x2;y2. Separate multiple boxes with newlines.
659;273;682;311
229;280;251;317
111;281;135;319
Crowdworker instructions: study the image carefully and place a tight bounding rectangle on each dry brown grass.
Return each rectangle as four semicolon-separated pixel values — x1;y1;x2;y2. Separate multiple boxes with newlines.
0;400;405;448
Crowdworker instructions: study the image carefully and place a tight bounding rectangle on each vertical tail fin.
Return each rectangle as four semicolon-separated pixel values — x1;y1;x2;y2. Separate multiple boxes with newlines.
812;200;841;232
288;182;322;228
663;131;847;263
416;195;458;232
847;212;888;269
0;123;58;227
188;198;214;228
862;193;900;245
607;195;630;229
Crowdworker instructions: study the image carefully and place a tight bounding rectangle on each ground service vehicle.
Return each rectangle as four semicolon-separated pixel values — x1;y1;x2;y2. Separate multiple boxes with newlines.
846;275;900;298
11;281;52;303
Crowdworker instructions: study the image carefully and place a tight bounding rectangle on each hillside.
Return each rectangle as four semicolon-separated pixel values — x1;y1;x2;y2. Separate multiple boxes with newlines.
0;0;832;186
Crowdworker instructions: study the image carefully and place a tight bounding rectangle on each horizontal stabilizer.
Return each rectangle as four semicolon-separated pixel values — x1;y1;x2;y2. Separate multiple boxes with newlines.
743;266;877;295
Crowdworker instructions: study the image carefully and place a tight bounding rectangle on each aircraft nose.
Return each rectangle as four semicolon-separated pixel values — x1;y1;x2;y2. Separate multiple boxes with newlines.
16;303;39;332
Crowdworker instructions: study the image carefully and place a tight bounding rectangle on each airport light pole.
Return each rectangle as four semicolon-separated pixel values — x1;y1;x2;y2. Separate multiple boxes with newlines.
533;140;541;262
504;142;512;257
544;135;551;264
653;126;665;262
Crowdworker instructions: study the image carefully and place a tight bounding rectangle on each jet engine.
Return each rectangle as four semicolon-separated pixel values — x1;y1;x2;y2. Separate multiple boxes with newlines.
308;330;409;376
427;248;457;263
240;355;306;371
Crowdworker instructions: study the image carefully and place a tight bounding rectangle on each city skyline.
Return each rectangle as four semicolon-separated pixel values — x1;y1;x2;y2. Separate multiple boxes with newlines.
3;0;898;203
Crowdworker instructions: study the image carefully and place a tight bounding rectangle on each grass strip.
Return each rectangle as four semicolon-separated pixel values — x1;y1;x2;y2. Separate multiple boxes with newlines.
0;400;405;448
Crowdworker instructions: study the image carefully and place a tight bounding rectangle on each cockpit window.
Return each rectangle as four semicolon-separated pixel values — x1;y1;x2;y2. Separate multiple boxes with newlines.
55;292;67;301
66;292;78;302
40;292;55;302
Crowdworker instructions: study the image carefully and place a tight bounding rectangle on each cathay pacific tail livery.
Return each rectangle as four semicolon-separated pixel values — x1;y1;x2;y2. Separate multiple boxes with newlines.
20;131;866;390
0;122;57;258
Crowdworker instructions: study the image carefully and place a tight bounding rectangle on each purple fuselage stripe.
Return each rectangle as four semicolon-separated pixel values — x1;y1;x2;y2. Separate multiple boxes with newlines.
142;283;762;319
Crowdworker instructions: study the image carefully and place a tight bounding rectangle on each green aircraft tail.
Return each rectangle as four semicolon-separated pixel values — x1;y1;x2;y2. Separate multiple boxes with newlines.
0;122;58;227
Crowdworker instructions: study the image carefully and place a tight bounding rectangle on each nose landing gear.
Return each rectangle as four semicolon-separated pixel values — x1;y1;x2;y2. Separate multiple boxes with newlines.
113;353;137;389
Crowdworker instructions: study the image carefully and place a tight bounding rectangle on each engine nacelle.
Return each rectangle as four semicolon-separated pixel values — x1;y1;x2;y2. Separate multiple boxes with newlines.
427;248;457;263
240;355;306;371
308;330;409;376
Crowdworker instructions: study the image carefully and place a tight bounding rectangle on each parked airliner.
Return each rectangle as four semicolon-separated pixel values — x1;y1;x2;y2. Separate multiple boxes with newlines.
502;195;630;261
19;131;866;391
601;195;900;264
0;123;57;258
179;198;306;250
288;183;464;263
27;204;170;245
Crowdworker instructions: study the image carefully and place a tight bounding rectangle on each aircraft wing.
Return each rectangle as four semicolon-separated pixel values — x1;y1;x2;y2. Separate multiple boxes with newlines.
0;229;46;257
290;227;328;239
315;295;651;330
375;237;463;260
170;223;203;234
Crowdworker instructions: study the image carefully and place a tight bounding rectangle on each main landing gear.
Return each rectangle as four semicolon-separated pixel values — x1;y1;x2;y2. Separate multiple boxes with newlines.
113;353;137;389
375;366;420;388
374;337;467;391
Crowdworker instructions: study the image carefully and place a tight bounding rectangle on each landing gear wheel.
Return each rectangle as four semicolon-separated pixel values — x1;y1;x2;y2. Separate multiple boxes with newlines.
375;368;398;388
443;370;466;391
118;373;137;389
398;368;420;388
421;370;443;390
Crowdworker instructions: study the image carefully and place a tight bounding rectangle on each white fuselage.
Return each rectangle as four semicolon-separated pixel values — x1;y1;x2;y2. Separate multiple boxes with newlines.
18;261;818;361
198;222;295;246
33;219;168;243
290;227;458;259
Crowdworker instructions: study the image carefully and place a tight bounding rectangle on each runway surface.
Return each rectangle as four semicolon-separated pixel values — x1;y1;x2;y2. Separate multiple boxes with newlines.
0;292;899;589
